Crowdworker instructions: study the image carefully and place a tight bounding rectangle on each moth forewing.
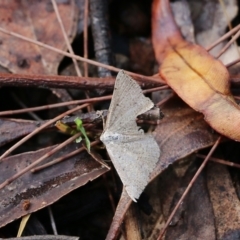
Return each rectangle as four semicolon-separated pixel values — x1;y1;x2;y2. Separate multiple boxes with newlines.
100;70;160;201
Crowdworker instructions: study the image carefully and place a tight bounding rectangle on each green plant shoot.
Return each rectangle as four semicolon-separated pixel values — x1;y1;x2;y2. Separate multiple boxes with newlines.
74;117;91;152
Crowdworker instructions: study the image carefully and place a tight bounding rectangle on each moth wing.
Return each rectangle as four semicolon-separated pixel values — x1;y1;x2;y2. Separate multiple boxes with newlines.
105;70;154;135
105;136;160;201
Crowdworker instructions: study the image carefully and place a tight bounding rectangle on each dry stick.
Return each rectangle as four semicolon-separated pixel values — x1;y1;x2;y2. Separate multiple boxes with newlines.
52;0;91;112
82;0;92;104
197;154;240;169
32;140;101;172
82;143;110;169
10;92;42;121
102;173;116;213
235;96;240;100
218;0;240;57
157;136;222;240
212;25;240;84
84;0;89;76
0;103;89;161
226;58;240;68
143;85;169;94
0;72;117;89
37;0;73;109
0;95;110;116
156;92;174;107
90;0;113;78
0;73;162;90
0;27;164;83
219;0;233;31
0;85;169;116
0;132;82;190
206;24;240;51
105;189;132;240
216;30;240;59
51;0;93;112
51;0;82;77
48;206;58;235
82;0;93;112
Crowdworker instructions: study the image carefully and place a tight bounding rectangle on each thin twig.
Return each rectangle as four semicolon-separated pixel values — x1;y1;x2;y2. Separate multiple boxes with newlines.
11;92;42;121
226;58;240;68
0;95;110;116
48;206;58;235
143;85;169;94
0;72;116;89
218;0;240;57
156;92;174;107
52;0;94;112
90;0;113;77
51;0;82;77
197;154;240;169
234;96;240;100
215;30;240;59
206;24;240;51
84;0;89;76
0;132;82;190
0;26;164;83
0;104;89;161
32;140;100;172
0;85;168;116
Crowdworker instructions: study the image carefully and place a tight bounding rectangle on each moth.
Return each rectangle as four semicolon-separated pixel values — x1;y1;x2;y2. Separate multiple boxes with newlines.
100;70;160;202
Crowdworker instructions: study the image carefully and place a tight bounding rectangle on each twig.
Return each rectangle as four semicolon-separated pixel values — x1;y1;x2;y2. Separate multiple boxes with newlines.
197;154;240;169
216;30;240;59
0;104;89;161
90;0;113;77
10;92;42;121
0;72;116;89
206;24;240;51
0;95;110;116
0;85;168;116
84;0;89;76
226;58;240;68
48;206;58;235
156;92;174;107
51;0;82;77
32;140;100;172
0;26;164;83
0;73;162;89
105;189;132;240
0;132;82;190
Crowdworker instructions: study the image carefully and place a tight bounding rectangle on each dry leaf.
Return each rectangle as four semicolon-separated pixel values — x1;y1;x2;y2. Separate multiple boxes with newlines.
152;0;240;141
207;163;240;239
162;163;215;240
0;0;78;74
0;118;44;147
0;143;108;227
151;97;219;178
